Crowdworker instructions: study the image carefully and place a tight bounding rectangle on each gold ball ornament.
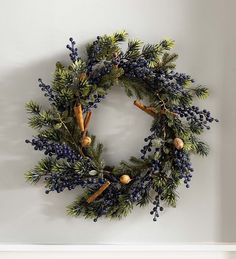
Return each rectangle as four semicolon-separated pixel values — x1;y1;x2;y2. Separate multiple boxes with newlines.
119;174;132;185
173;137;184;150
82;136;92;147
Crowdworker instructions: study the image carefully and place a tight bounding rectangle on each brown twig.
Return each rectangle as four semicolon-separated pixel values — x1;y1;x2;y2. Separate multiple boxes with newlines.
57;113;85;157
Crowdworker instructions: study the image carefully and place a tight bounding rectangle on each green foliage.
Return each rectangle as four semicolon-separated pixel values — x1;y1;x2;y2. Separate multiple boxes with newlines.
142;38;175;67
86;136;105;171
188;136;209;156
120;76;153;100
25;101;41;114
99;66;124;88
28;109;57;129
158;52;178;70
192;85;209;99
109;197;133;219
125;39;142;59
53;63;73;91
112;31;128;42
38;128;60;141
25;31;217;221
114;156;150;178
25;157;56;184
87;31;128;61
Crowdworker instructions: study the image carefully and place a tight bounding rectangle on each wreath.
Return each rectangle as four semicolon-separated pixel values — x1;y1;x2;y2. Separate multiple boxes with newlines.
25;31;218;222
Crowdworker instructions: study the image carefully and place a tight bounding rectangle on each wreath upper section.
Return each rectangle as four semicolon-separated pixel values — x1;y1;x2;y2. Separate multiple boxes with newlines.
25;31;218;222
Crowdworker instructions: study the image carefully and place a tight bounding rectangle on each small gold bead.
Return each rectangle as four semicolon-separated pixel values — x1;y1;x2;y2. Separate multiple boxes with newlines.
119;175;131;185
82;136;91;147
173;137;184;150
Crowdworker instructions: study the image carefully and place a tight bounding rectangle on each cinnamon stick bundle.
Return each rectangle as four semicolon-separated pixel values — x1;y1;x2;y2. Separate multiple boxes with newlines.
87;181;111;203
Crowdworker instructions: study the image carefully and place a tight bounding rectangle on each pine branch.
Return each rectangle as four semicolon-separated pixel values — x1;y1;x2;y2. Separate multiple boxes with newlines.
124;39;142;59
142;38;175;66
112;30;128;42
190;136;209;156
108;196;133;219
192;85;209;99
28;110;57;129
25;101;41;114
25;157;56;184
38;128;60;141
87;32;127;62
158;52;178;70
120;76;152;100
86;137;105;171
99;67;124;88
137;190;152;207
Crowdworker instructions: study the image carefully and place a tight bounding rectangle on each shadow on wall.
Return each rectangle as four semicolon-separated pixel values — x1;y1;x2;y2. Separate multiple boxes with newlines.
0;52;85;217
0;49;152;223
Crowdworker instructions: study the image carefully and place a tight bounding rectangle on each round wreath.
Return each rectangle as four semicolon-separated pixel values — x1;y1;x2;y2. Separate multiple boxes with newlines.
25;31;218;222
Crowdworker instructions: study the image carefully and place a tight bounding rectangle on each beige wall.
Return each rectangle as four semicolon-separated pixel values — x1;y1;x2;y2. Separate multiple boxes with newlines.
0;0;236;246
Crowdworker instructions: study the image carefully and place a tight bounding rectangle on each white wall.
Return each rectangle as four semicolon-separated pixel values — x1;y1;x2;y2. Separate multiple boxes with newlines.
0;0;236;247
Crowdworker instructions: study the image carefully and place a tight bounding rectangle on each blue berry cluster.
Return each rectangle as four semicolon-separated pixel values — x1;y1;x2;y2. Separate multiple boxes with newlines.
120;57;155;80
173;105;219;130
89;61;113;84
87;36;102;71
38;78;56;104
140;133;156;159
129;174;152;202
66;37;78;63
173;150;193;188
93;186;121;222
150;159;161;173
154;70;193;94
25;137;80;163
83;94;106;113
150;194;164;221
45;172;84;194
140;123;164;160
46;174;106;194
38;78;67;111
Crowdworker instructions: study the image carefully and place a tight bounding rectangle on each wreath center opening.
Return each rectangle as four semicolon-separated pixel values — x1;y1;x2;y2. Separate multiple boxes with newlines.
89;86;152;166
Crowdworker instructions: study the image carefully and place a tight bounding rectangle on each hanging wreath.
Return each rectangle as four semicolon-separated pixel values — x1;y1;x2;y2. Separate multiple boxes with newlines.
25;31;218;222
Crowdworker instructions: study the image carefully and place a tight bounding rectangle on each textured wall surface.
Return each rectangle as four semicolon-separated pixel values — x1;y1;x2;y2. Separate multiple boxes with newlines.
0;0;235;245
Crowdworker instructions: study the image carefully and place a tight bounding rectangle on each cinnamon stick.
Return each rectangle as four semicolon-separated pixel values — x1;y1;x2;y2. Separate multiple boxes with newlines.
134;100;177;117
133;100;156;117
87;181;111;203
84;111;92;132
74;104;84;132
82;111;92;140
